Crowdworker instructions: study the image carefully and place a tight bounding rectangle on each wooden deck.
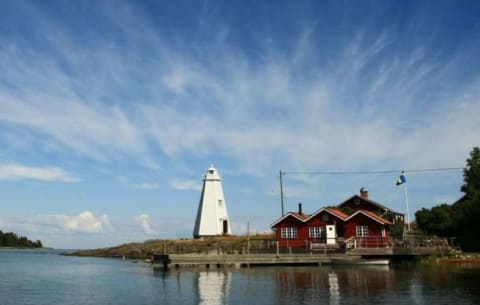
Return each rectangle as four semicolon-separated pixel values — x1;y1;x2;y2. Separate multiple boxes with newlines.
152;237;451;270
152;253;354;270
347;247;446;256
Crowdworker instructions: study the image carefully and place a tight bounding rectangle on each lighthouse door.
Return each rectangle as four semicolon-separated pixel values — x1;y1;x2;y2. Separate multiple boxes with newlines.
222;220;228;234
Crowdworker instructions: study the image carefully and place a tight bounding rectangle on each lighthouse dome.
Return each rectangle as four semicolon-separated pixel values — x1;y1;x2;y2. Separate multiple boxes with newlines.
205;165;221;180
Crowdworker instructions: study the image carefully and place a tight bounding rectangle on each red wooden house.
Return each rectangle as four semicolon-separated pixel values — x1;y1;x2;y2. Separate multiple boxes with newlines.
270;205;348;248
270;188;401;249
339;187;404;224
344;210;392;248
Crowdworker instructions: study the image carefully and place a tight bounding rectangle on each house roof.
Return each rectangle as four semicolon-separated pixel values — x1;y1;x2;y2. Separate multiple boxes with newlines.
338;194;404;216
304;207;349;222
290;212;310;220
324;207;349;219
269;212;310;227
270;207;347;228
346;210;393;225
270;193;399;228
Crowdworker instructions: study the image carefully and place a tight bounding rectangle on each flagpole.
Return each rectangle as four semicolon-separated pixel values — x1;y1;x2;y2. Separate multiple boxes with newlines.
279;170;285;217
403;174;410;231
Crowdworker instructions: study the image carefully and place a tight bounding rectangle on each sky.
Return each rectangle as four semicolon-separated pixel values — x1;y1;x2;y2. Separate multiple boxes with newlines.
0;0;479;249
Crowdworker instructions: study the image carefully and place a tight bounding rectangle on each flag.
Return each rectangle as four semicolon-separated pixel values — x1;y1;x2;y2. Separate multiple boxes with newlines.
396;171;406;185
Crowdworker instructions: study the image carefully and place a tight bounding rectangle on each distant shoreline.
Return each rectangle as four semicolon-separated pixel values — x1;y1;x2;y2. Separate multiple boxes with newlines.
0;247;52;250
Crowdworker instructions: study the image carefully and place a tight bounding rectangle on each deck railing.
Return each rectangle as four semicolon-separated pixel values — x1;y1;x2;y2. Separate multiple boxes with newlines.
353;236;390;248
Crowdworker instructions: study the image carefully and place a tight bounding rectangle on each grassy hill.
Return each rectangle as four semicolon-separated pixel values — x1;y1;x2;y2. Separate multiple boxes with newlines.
65;234;276;259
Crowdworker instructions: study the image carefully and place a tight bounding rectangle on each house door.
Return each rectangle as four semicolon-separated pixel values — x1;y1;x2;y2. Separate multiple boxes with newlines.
326;225;336;245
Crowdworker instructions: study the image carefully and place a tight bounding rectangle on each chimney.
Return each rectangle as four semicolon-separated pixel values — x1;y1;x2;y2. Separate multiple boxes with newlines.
360;187;369;199
298;203;303;215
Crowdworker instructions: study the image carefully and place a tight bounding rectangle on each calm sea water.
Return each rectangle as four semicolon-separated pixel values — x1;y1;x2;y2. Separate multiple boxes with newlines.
1;249;479;305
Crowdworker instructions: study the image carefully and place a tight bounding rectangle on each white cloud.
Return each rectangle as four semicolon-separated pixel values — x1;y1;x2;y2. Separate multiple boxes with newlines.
171;179;202;191
135;214;156;235
0;163;78;182
0;4;478;180
129;182;161;190
117;176;161;189
39;211;112;234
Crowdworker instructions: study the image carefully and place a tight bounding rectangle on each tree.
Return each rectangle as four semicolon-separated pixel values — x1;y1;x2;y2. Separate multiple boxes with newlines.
454;147;480;251
414;147;480;251
415;204;454;237
461;147;480;197
0;230;43;248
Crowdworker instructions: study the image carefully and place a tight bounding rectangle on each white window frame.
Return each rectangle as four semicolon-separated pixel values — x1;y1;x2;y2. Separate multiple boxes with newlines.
309;226;326;238
281;227;297;239
356;225;368;237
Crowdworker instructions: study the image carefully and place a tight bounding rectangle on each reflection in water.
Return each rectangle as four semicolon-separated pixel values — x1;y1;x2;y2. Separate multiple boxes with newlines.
409;277;425;305
328;272;339;305
197;271;231;305
275;265;394;304
2;250;480;305
152;264;480;305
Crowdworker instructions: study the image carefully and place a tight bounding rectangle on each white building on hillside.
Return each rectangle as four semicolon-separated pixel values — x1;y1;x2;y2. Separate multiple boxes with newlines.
193;165;232;238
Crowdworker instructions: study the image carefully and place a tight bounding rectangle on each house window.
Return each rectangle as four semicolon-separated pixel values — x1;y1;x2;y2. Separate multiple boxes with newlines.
309;226;326;238
281;227;297;239
354;198;360;205
322;215;329;222
356;226;368;237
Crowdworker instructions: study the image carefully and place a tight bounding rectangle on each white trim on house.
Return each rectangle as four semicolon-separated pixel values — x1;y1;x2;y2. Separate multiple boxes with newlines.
345;210;392;225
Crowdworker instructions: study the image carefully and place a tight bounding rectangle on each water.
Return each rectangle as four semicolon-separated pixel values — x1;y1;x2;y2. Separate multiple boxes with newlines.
1;249;480;305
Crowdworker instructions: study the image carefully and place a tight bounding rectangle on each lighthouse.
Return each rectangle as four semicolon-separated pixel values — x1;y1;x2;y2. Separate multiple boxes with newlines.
193;165;232;238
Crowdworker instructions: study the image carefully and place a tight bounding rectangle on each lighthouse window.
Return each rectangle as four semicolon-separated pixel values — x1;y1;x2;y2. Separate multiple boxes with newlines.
218;199;222;206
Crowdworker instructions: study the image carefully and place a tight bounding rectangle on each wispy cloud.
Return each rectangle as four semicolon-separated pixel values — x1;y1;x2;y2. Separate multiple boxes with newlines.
117;176;161;190
0;163;78;182
0;2;478;236
129;182;161;190
171;179;202;191
38;211;112;234
0;5;478;177
135;214;156;235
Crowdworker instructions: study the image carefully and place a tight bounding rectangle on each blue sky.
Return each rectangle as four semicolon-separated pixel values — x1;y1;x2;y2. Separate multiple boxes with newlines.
0;0;479;249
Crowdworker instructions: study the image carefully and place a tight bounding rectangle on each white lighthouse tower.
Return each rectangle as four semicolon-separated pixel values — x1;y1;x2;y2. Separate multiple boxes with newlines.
193;165;232;238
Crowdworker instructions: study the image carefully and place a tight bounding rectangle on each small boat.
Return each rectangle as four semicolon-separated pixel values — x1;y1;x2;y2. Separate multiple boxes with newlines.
331;258;390;266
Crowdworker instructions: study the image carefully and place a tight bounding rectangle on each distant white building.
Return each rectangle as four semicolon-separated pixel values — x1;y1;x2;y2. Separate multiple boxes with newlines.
193;165;232;238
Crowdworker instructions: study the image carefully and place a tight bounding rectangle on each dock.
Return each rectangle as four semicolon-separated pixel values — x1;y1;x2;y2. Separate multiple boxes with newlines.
152;253;347;269
152;245;449;270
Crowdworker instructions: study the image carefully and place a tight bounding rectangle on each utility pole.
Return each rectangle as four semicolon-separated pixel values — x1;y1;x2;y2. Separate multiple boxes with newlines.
279;170;285;216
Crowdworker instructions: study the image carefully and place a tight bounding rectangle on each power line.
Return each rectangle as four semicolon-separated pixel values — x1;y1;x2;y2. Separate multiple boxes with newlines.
282;167;463;175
